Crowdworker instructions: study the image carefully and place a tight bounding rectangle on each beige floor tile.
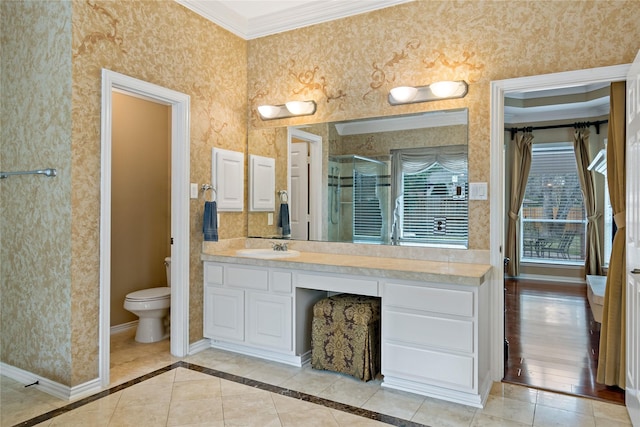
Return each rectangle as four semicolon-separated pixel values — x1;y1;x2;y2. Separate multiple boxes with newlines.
479;395;536;425
220;378;268;396
108;401;170;427
117;381;173;408
224;413;283;426
49;408;113;426
278;405;339;426
360;388;424;420
243;361;301;385
221;389;278;420
411;396;477;427
172;378;222;401
471;412;531;426
174;366;214;382
316;375;381;407
535;390;593;416
271;392;328;413
279;368;340;396
591;400;632;424
73;390;122;415
166;397;224;426
329;409;389;426
491;382;539;404
594;416;633;426
532;405;596;427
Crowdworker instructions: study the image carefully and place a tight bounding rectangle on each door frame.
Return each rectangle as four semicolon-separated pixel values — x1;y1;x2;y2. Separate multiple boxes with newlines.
99;69;190;387
489;63;630;382
288;127;322;240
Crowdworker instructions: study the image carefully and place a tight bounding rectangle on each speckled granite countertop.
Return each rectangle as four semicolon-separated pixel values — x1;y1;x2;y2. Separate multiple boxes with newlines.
201;249;491;287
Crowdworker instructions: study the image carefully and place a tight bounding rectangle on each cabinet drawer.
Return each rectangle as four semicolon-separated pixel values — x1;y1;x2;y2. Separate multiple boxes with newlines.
383;342;474;390
226;266;268;291
384;310;473;353
384;282;474;317
271;271;293;294
204;263;223;285
296;273;378;296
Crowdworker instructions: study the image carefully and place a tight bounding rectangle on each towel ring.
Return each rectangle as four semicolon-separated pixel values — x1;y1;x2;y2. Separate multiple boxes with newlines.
201;184;216;202
278;190;288;203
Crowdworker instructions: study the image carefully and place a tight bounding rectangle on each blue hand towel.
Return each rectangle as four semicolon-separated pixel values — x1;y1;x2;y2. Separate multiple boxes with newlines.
203;201;218;242
278;202;291;237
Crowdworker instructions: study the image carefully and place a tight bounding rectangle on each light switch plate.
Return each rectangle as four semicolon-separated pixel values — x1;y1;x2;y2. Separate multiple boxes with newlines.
190;183;198;199
267;212;274;225
469;182;488;200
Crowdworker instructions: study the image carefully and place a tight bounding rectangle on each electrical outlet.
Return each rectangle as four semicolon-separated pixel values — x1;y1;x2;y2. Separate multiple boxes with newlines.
190;183;198;199
267;212;274;225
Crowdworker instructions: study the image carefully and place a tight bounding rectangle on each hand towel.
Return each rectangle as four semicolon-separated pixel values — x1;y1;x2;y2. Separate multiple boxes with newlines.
278;202;291;237
203;201;218;242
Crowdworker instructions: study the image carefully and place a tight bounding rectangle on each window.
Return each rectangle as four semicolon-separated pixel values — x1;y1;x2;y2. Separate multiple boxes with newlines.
520;143;586;264
392;146;468;247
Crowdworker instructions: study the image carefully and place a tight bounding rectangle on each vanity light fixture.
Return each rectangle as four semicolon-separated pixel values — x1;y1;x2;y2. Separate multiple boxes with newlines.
388;80;468;105
257;100;317;120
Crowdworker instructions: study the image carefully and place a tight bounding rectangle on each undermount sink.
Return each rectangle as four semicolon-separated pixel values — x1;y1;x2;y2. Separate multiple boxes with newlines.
235;248;301;259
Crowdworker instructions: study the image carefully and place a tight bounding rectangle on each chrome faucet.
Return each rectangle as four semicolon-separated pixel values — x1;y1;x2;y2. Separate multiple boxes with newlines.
271;242;288;251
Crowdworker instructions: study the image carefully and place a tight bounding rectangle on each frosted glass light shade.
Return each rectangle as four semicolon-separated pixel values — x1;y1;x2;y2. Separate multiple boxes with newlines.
430;81;465;98
285;100;315;115
390;86;419;103
257;105;281;119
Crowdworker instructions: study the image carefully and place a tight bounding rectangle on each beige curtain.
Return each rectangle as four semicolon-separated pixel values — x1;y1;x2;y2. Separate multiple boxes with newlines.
597;81;626;387
573;127;603;276
505;131;533;277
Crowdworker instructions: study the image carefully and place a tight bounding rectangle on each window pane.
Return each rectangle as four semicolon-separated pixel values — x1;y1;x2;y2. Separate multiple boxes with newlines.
401;163;468;246
521;144;586;264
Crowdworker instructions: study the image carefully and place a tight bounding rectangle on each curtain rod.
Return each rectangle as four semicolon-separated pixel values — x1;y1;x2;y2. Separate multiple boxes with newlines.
505;119;608;140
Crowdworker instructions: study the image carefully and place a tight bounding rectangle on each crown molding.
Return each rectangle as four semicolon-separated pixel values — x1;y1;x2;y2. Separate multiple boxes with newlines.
175;0;412;40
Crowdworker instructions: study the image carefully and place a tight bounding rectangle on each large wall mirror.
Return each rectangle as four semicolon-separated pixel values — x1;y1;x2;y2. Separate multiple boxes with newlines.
247;108;469;248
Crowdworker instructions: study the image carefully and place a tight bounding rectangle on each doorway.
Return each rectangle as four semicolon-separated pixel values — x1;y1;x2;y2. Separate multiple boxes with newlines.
288;127;322;241
489;64;630;398
99;69;190;387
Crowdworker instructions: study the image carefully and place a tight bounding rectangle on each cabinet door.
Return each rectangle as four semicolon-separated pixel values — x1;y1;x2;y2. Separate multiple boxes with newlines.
246;292;292;351
204;286;244;342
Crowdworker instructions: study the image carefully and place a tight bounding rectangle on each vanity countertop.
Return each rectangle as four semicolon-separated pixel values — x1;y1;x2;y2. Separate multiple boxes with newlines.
201;249;491;286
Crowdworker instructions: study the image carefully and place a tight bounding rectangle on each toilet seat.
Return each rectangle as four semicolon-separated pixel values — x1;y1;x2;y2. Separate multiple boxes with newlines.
125;287;170;301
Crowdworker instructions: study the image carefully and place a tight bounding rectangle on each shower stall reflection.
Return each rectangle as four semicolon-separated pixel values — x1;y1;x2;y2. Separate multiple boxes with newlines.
328;155;390;244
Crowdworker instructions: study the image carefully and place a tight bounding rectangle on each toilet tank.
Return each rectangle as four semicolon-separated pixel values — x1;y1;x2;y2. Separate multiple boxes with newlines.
165;257;171;287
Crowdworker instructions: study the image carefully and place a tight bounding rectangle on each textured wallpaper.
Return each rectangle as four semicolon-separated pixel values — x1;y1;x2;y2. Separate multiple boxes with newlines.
2;0;639;388
0;1;73;385
247;0;640;249
71;0;247;379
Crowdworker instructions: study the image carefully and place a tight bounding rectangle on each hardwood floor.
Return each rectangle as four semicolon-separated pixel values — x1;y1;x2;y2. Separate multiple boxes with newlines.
504;277;625;405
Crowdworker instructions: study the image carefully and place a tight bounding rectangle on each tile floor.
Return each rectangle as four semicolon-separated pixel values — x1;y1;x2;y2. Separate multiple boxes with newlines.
1;329;633;427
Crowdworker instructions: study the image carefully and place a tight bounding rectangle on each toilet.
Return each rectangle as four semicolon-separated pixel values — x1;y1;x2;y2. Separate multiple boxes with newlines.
124;257;171;343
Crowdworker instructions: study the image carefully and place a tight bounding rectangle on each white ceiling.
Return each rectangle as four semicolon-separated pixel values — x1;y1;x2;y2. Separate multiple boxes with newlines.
175;0;412;40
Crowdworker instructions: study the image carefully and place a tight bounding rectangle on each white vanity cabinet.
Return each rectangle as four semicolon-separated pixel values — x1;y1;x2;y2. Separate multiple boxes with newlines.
202;252;492;407
203;261;320;365
381;277;492;408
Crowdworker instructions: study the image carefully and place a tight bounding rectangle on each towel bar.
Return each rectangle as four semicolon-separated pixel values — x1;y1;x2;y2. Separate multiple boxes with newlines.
0;168;57;179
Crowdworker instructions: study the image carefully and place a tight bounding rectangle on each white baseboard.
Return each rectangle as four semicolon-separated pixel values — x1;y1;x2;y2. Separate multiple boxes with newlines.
0;362;101;401
110;320;138;335
189;338;211;355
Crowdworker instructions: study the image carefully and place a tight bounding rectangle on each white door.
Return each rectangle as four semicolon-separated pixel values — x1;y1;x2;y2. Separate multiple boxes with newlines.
290;141;309;240
626;49;640;427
